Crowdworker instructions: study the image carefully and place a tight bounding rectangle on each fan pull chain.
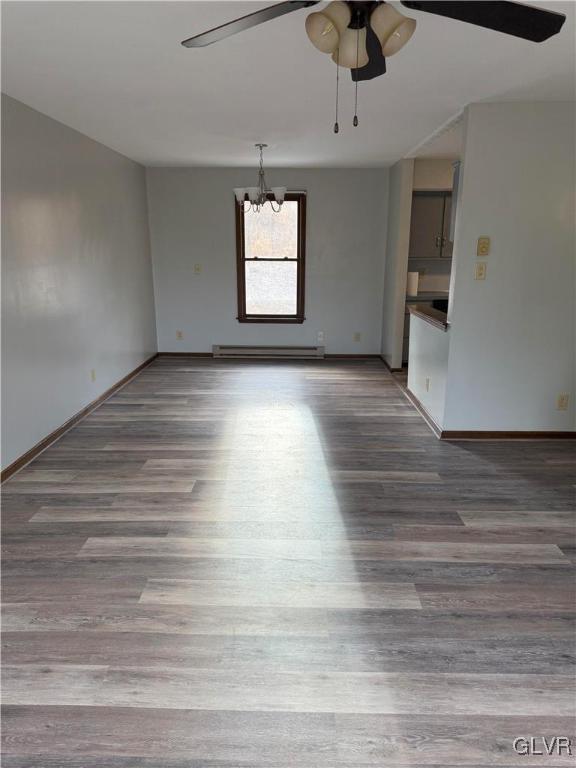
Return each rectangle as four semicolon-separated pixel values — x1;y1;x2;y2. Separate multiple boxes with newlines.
334;47;340;134
353;24;359;127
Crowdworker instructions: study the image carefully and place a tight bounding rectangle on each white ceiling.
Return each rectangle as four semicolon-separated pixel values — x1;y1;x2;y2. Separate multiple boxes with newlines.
2;1;574;167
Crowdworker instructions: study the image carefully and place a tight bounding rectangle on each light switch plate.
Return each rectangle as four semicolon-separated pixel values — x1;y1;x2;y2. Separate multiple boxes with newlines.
475;262;487;281
477;237;490;257
194;264;202;274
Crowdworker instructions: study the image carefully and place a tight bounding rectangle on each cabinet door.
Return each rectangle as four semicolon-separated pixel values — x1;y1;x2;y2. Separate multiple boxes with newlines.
409;194;444;259
441;194;453;258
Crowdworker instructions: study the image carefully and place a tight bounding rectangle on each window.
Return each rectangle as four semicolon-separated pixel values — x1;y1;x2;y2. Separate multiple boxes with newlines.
235;192;306;323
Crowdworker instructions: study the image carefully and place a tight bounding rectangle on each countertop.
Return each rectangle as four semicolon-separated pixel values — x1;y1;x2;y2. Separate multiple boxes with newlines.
407;303;449;331
406;291;449;303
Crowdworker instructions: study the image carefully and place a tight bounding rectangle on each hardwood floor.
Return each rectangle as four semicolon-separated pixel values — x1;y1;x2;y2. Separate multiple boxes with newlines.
2;358;575;767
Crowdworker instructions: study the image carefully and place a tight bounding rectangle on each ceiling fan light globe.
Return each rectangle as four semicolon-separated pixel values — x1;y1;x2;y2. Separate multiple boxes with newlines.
383;18;416;56
370;4;416;56
305;12;339;53
331;27;369;69
369;4;402;43
323;1;352;34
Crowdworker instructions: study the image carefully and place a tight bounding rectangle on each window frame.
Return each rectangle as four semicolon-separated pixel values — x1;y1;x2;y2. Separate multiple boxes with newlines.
235;191;306;324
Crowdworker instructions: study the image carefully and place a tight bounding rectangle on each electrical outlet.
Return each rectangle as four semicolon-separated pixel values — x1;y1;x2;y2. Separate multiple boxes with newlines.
90;368;96;383
194;264;202;274
353;332;361;342
475;262;487;281
317;331;325;343
425;377;430;392
557;393;570;411
477;236;491;257
176;330;183;340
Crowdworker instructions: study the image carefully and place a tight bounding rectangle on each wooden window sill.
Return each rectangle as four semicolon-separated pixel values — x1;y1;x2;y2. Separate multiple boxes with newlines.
237;316;305;324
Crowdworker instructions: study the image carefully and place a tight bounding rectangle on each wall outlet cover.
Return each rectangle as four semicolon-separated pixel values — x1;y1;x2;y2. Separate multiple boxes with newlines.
353;332;361;342
176;330;183;340
194;264;202;274
90;369;96;383
475;262;487;281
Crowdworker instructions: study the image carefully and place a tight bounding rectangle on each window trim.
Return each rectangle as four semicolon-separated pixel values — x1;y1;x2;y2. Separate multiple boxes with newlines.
235;191;306;324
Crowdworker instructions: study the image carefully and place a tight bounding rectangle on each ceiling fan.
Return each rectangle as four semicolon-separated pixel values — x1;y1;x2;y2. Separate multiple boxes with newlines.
181;1;566;83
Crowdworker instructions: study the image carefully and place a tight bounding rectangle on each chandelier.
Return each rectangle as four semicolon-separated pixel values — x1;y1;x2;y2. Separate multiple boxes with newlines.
234;144;286;213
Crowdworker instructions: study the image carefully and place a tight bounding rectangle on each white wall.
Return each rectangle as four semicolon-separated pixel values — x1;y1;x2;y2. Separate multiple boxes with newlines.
407;316;450;427
444;102;575;431
413;159;455;191
380;159;413;368
1;95;157;468
146;168;388;354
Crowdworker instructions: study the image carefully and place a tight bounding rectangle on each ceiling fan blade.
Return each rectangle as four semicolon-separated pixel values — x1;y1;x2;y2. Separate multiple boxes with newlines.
351;19;387;81
400;1;565;42
182;1;319;47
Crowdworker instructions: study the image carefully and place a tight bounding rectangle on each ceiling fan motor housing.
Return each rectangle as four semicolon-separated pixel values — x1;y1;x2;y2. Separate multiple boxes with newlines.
346;1;383;29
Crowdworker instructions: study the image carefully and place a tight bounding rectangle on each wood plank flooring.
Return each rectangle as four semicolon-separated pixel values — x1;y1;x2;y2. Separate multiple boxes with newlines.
2;358;575;767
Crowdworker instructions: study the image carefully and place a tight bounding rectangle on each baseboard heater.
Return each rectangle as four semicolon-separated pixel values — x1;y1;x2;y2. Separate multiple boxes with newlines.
213;345;325;359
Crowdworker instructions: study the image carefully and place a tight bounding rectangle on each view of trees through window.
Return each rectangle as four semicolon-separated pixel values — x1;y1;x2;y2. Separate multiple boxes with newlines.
243;201;298;315
245;261;297;315
236;194;305;322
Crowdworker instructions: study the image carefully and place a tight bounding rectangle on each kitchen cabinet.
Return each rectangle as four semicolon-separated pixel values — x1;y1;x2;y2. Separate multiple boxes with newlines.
409;191;452;259
441;195;453;259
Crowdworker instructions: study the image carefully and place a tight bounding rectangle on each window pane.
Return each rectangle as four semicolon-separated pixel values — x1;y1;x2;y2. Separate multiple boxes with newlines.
245;261;297;315
244;201;298;259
